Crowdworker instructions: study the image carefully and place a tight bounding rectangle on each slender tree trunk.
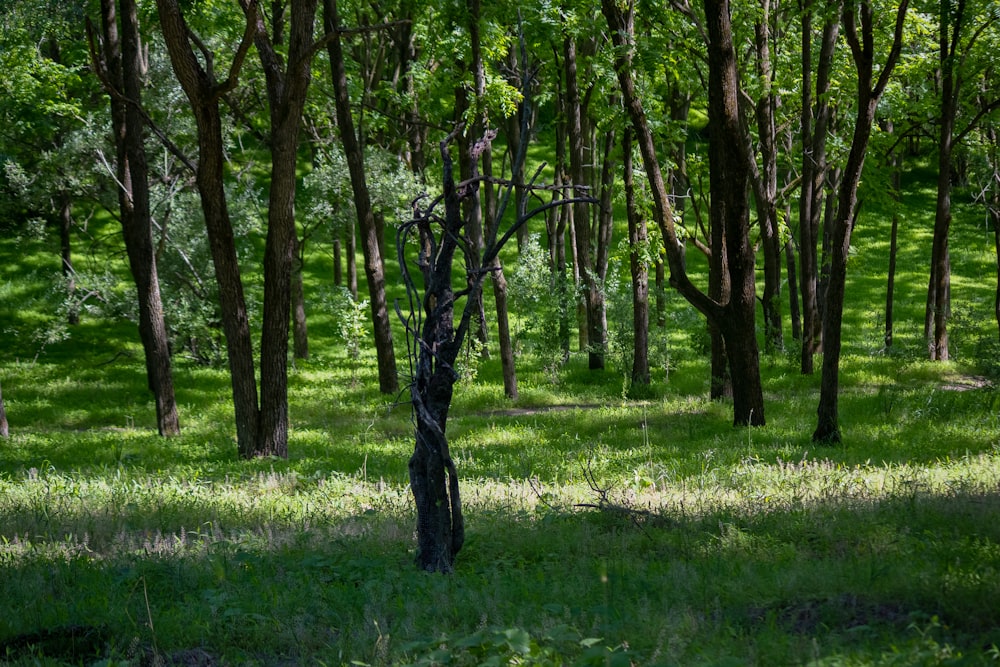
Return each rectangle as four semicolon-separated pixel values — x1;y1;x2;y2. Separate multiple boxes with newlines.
324;0;398;394
246;0;319;457
885;127;901;350
814;0;908;443
293;236;309;359
989;126;1000;341
96;0;180;437
655;259;666;328
798;2;841;373
752;0;784;353
927;0;962;360
157;0;259;450
624;128;650;387
550;101;572;358
604;0;764;425
705;0;763;422
0;379;8;438
564;36;602;370
786;236;801;340
455;92;490;352
58;190;78;326
594;126;616;362
346;221;358;298
332;233;343;286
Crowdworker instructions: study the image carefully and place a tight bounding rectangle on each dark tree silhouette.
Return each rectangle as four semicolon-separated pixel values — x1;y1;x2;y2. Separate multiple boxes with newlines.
398;131;592;572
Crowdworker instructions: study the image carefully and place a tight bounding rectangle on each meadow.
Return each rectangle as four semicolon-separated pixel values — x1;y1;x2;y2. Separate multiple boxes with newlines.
2;163;1000;665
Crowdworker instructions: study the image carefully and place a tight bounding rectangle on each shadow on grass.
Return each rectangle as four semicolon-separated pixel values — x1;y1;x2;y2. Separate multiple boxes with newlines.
1;478;999;665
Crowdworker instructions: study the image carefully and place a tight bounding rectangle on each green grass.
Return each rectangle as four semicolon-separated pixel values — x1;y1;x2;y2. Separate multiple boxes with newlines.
3;159;1000;664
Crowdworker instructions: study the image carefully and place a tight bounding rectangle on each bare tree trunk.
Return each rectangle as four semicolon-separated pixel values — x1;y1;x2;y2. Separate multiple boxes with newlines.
94;0;180;437
814;0;908;443
324;0;398;394
624;128;650;387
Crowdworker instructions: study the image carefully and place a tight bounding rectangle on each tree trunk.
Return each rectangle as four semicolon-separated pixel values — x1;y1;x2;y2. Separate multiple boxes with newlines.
59;190;78;326
405;144;467;572
989;126;1000;342
798;2;841;374
0;379;8;438
655;259;666;328
884;127;901;350
157;0;260;451
246;0;319;458
346;219;358;299
332;234;343;286
927;0;963;360
455;90;490;352
324;0;398;394
550;63;572;358
293;236;309;360
814;0;908;443
604;0;764;426
752;0;784;353
595;126;616;342
704;0;764;423
785;236;801;340
624;128;650;387
564;36;602;370
97;0;180;437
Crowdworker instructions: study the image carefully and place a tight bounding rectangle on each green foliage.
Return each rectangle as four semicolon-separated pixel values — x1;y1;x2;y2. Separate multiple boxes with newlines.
507;234;573;371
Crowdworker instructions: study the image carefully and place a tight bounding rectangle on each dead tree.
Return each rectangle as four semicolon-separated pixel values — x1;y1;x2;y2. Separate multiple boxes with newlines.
397;131;592;572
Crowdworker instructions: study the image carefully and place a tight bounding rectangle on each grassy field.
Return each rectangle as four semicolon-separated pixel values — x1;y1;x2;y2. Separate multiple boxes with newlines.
2;160;1000;665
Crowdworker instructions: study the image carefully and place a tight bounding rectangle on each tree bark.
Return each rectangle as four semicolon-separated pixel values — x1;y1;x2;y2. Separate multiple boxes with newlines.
293;236;309;360
455;87;490;352
814;0;908;443
156;0;260;451
564;36;603;370
926;0;966;361
624;128;650;387
751;0;784;353
245;0;318;457
884;124;901;350
798;1;841;373
324;0;399;394
95;0;180;437
604;0;765;426
0;379;8;438
59;190;78;326
704;0;763;423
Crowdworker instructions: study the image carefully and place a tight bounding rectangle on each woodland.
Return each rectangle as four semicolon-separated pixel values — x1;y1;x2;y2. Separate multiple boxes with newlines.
3;0;1000;663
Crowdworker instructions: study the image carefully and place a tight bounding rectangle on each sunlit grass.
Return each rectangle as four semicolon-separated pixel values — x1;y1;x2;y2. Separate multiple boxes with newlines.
4;159;1000;663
